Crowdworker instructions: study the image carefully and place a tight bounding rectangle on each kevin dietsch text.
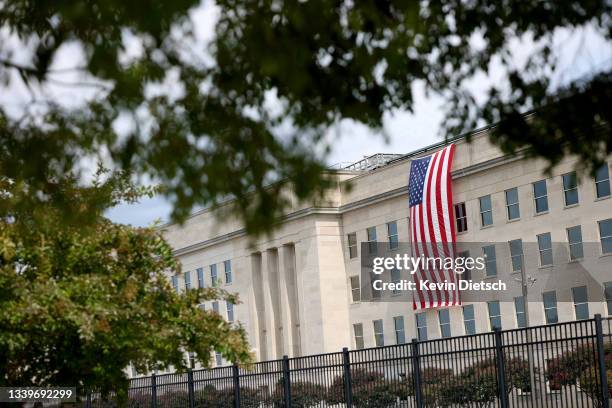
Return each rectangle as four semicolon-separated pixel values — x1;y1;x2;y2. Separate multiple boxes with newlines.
372;279;507;292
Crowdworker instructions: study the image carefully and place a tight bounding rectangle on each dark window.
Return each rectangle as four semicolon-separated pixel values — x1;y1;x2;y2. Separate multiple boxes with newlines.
533;180;549;213
458;250;472;281
171;275;179;293
563;172;579;206
226;302;234;322
348;232;358;259
479;195;493;226
567;226;584;260
505;188;520;220
605;282;612;316
390;268;401;294
438;309;451;338
394;316;406;344
224;260;232;284
455;202;468;232
595;164;611;198
350;276;361;302
184;271;191;290
373;319;384;346
537;233;553;266
514;296;526;328
416;313;428;341
487;301;502;330
572;286;589;320
483;245;497;277
543;291;558;324
463;305;476;335
509;239;523;273
599;219;612;254
387;221;399;250
353;323;364;349
210;264;218;286
197;267;205;288
367;227;377;255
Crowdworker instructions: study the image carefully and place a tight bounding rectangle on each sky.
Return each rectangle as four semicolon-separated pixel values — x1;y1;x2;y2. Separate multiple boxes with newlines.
2;2;609;228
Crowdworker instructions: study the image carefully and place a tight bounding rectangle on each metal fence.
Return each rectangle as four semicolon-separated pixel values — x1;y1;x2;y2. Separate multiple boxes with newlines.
85;314;611;407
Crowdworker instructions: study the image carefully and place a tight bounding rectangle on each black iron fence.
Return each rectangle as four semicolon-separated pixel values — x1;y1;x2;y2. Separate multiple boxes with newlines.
86;314;611;407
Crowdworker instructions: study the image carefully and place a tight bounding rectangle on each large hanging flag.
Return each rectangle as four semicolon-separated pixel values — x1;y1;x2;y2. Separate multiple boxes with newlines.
408;143;460;310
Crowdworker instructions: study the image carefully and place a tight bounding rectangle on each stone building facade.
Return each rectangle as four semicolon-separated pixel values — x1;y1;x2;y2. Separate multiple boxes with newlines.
161;128;612;367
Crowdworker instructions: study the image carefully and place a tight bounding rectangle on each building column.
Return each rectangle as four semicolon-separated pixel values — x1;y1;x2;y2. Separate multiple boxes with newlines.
278;244;301;357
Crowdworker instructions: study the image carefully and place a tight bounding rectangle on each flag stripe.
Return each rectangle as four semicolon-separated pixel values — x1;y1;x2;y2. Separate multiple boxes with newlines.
408;144;460;310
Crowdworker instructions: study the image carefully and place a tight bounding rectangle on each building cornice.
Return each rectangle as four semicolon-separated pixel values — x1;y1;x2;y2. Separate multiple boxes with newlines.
171;152;523;256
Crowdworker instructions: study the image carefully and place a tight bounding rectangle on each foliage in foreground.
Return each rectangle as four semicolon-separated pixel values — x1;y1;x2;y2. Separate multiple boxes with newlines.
0;171;252;400
1;1;610;236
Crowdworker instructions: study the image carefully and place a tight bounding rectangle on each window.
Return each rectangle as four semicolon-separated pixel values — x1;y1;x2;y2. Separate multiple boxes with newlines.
394;316;406;344
514;296;526;328
224;260;232;284
373;319;384;347
543;291;558;324
348;232;358;259
367;227;378;255
438;309;451;338
533;180;549;214
171;275;179;293
567;226;584;260
483;245;497;277
390;268;401;294
212;301;219;314
595;163;611;198
210;264;218;286
509;239;523;273
505;187;520;220
215;352;223;367
463;305;476;335
416;312;428;341
350;276;361;302
605;282;612;316
479;195;493;227
353;323;364;349
198;303;205;311
563;172;579;206
572;286;589;320
184;271;191;290
197;267;205;288
455;202;468;233
537;233;553;266
226;302;234;322
387;221;399;250
458;250;472;281
599;219;612;254
487;300;502;330
370;271;381;299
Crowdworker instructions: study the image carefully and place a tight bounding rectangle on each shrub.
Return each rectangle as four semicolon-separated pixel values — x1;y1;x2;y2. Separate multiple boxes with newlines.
546;345;598;390
271;380;325;408
326;369;396;408
578;367;612;408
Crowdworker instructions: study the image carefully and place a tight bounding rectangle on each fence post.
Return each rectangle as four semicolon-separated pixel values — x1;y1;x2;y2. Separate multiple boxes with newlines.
187;368;195;408
410;338;423;408
494;327;509;408
232;363;241;408
151;373;157;408
282;355;292;407
595;314;610;408
86;389;92;408
342;347;353;408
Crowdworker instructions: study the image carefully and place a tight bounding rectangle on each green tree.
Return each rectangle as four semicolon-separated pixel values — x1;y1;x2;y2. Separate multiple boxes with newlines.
0;170;252;400
0;1;610;235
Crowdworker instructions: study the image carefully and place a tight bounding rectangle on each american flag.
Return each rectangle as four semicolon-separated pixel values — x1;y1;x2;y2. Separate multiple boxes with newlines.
408;143;460;310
